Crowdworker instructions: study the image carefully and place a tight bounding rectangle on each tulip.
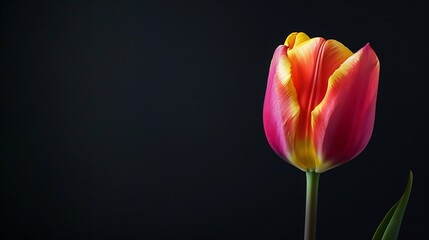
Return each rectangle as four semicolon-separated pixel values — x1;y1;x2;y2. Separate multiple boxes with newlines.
263;32;380;240
263;32;380;173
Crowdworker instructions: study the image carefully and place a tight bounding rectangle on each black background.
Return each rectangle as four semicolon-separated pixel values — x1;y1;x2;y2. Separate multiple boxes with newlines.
1;1;428;239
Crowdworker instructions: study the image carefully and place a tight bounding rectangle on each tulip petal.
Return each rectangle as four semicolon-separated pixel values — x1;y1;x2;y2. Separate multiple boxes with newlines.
287;37;325;111
288;38;353;113
316;40;353;107
263;45;300;165
312;44;380;172
286;37;353;171
285;32;310;49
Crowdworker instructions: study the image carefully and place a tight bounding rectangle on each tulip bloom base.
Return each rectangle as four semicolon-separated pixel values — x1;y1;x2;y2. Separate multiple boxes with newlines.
305;172;320;240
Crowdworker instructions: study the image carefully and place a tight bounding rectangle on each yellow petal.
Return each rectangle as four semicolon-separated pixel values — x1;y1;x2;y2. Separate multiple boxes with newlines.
285;32;310;49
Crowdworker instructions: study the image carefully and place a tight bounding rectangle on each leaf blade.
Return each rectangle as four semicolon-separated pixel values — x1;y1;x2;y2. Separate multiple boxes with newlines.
372;170;413;240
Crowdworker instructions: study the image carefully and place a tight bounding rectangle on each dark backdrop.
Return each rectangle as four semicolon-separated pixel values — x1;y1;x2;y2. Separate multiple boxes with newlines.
1;1;428;239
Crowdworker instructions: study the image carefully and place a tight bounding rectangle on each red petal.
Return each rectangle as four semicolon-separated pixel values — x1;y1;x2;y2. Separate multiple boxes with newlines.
312;44;380;171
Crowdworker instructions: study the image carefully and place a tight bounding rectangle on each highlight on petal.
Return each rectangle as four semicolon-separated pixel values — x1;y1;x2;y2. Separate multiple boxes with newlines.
312;43;380;172
263;45;300;167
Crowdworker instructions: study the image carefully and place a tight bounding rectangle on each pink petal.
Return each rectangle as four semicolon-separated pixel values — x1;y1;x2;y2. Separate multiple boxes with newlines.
263;45;300;162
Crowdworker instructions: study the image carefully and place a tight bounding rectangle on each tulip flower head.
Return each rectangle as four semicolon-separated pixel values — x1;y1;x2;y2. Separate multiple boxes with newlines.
263;32;379;173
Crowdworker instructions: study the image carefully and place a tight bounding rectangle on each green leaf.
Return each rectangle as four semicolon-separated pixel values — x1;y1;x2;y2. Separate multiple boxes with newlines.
372;170;413;240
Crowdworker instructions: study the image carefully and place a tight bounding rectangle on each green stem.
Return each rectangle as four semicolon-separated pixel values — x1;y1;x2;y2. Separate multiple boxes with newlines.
304;171;320;240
